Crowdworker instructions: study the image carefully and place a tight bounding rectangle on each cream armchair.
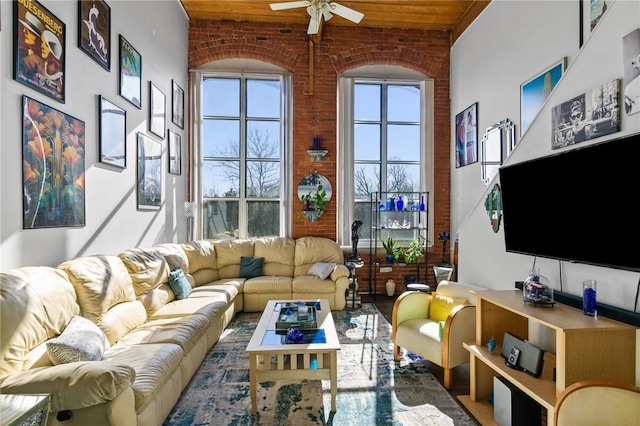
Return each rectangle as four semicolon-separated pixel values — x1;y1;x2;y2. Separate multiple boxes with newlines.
391;280;483;389
554;380;640;425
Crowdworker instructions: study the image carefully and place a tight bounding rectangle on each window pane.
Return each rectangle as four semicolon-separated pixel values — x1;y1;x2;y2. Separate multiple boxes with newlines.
355;84;380;121
202;159;240;197
247;80;280;118
203;200;238;239
203;78;239;117
386;163;420;193
203;119;239;158
247;121;280;159
388;85;420;122
354;163;380;198
248;201;279;237
246;161;280;198
387;124;420;161
354;124;381;161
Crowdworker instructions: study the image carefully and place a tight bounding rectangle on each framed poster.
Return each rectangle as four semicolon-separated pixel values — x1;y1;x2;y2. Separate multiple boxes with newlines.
520;58;565;136
119;35;141;108
172;79;185;129
99;95;126;168
622;28;640;116
78;0;110;71
22;95;85;228
551;79;621;149
149;82;166;139
580;0;610;47
14;0;66;103
137;132;162;210
168;130;181;175
455;102;478;168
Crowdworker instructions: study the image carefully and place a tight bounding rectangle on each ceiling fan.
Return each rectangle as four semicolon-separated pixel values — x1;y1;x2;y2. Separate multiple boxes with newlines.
270;0;364;35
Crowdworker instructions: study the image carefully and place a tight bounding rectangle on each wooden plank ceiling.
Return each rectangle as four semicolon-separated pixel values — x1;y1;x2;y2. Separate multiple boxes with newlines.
179;0;491;43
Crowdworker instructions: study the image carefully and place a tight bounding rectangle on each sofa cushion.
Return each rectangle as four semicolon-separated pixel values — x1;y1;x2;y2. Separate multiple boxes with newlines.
102;343;183;413
429;293;468;322
46;316;109;365
308;262;336;280
243;276;292;294
118;248;170;297
1;267;80;378
168;267;192;299
254;237;295;277
293;237;344;277
292;275;336;294
57;255;135;324
239;257;263;278
215;239;255;278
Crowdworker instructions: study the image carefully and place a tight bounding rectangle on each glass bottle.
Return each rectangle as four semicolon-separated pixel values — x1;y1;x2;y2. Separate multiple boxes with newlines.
419;195;425;211
396;196;404;211
582;279;597;316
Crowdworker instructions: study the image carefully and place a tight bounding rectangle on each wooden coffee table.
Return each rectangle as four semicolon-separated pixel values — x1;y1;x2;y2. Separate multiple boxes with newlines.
245;299;340;415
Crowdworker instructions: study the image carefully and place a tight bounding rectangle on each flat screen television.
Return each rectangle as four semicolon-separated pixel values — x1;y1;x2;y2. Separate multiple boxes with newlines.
499;132;640;272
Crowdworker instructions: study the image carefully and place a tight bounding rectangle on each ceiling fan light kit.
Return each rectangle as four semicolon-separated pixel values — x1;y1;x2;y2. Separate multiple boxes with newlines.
270;0;364;34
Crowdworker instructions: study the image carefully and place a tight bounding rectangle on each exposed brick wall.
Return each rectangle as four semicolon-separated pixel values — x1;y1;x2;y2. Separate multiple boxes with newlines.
189;20;452;273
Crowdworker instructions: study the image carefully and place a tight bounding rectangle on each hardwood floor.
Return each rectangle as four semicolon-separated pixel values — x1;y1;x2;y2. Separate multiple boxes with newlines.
361;293;471;398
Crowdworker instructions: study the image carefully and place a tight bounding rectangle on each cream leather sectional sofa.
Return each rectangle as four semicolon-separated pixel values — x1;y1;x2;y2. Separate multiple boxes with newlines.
0;236;350;426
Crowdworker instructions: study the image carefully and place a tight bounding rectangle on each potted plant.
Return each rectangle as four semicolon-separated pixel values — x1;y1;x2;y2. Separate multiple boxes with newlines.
404;235;426;264
300;184;328;222
382;237;399;263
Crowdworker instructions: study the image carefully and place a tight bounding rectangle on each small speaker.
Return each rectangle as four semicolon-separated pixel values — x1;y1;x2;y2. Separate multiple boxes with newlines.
501;332;545;378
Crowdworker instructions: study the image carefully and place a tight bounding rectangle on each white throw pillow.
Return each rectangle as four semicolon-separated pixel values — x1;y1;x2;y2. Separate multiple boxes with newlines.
46;315;109;365
308;262;336;280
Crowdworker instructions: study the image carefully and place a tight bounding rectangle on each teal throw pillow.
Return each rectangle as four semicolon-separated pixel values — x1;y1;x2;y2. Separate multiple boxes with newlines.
169;267;192;300
239;256;264;278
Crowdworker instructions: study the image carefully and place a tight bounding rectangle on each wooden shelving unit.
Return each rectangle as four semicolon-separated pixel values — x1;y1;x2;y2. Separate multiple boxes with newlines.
459;289;636;426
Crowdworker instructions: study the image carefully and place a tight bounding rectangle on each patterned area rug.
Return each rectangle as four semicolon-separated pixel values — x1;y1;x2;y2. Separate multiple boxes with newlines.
164;303;477;425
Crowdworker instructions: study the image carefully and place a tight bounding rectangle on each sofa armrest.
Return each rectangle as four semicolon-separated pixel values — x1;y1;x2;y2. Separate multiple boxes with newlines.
0;361;135;412
442;304;476;369
330;264;350;280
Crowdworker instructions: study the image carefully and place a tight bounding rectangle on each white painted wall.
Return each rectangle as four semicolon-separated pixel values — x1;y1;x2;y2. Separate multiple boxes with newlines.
0;0;189;270
451;0;640;310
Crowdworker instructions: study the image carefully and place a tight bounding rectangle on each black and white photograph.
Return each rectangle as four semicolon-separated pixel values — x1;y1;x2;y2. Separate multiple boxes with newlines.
623;28;640;115
551;79;620;149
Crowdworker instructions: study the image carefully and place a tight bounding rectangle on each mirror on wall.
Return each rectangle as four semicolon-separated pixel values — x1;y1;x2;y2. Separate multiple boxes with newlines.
297;173;332;222
481;118;515;185
484;183;502;233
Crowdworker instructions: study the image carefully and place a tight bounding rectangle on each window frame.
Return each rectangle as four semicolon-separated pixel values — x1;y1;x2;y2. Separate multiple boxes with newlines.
337;70;434;250
191;67;293;240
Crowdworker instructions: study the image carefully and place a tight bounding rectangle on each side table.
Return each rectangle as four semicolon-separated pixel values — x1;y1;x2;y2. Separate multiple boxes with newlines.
345;260;364;309
1;394;49;426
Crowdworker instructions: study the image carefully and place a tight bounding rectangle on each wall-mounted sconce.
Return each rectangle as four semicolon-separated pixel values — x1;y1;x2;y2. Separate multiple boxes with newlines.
307;136;328;161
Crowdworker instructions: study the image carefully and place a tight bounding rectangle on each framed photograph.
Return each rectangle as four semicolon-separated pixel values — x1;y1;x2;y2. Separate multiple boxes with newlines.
78;0;110;71
14;0;66;103
551;79;621;149
168;130;182;175
520;58;565;136
149;82;166;139
622;28;640;116
22;95;85;228
137;132;162;210
455;102;478;168
172;79;185;129
119;35;141;108
99;95;126;168
580;0;609;47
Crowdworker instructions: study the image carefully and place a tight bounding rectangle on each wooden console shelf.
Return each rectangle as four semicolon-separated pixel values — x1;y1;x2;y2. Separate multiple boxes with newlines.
459;289;636;426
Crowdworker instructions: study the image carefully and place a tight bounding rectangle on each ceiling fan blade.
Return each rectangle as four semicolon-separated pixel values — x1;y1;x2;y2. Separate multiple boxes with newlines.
328;2;364;23
307;14;320;34
320;3;333;21
270;1;311;11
